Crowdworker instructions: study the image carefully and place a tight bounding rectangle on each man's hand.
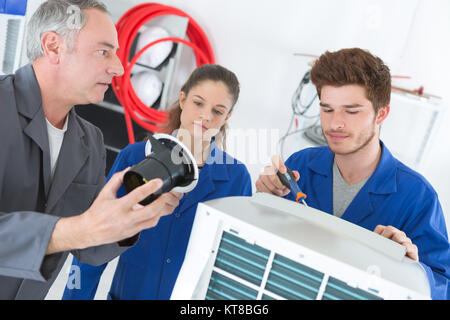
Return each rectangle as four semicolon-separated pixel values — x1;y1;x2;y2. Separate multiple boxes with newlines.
255;155;300;197
374;225;418;261
46;167;183;254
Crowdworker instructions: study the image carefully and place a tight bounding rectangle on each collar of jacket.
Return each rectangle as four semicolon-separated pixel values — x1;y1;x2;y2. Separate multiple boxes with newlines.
203;141;232;181
14;64;89;209
177;141;231;213
14;64;43;119
308;140;398;195
14;64;85;138
306;140;399;225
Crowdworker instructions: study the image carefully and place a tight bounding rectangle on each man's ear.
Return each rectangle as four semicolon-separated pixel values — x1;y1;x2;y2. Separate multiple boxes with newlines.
40;31;63;64
376;105;390;125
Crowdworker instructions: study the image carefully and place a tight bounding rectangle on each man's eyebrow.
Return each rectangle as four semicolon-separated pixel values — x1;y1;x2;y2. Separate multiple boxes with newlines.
98;41;119;51
342;104;364;108
319;102;364;108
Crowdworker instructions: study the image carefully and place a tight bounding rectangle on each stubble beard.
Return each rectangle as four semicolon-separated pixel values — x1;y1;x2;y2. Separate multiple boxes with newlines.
323;122;378;157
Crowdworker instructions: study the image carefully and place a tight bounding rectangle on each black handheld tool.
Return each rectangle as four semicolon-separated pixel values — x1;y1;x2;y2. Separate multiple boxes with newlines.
276;167;307;205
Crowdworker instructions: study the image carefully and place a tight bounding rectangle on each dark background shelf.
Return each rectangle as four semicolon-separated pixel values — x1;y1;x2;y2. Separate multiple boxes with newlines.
75;90;148;174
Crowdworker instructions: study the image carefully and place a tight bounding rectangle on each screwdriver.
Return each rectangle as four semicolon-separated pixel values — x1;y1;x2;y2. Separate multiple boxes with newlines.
276;167;307;206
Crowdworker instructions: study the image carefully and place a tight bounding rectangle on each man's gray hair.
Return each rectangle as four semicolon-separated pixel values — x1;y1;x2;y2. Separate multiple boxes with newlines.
26;0;108;61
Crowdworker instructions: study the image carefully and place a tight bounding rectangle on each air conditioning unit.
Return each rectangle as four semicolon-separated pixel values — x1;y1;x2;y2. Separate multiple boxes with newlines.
0;0;27;75
171;193;430;300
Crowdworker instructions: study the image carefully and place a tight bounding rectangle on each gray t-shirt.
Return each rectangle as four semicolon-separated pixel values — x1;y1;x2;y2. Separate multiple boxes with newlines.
333;160;369;218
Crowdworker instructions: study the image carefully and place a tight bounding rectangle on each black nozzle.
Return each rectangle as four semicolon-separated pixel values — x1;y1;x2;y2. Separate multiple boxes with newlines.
123;134;196;205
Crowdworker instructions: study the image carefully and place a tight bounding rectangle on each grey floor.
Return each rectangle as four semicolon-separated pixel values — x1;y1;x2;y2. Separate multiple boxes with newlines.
44;254;119;300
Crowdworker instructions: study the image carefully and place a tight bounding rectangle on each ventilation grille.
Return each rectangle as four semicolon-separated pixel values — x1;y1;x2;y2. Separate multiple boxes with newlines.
207;271;258;300
0;15;24;75
205;231;383;300
265;254;323;300
213;230;270;286
322;277;382;300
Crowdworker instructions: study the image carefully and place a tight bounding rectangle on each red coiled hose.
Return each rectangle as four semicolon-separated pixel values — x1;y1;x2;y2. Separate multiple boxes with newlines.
112;3;215;143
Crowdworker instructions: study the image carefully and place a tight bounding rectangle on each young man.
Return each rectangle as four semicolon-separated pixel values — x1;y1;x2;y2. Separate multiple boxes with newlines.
0;0;181;299
255;48;449;300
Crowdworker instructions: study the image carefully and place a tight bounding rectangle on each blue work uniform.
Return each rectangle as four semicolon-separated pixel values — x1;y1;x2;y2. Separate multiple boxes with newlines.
62;141;252;300
284;141;450;300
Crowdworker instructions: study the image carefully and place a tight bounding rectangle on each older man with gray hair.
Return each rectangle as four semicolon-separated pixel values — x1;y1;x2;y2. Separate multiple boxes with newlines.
0;0;182;299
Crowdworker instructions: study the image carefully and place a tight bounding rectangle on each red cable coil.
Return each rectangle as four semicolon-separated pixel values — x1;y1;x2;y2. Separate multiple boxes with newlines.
112;3;215;143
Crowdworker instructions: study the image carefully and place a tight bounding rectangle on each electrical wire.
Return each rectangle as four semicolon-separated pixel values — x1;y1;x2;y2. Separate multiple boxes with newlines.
279;114;320;161
291;69;318;117
112;3;215;143
279;70;319;161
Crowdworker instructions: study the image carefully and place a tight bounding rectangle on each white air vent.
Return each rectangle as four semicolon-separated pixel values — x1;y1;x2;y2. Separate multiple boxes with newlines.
172;194;431;300
0;13;25;75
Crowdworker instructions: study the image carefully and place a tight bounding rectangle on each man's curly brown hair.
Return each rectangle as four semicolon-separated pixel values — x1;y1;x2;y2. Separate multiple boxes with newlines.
310;48;391;112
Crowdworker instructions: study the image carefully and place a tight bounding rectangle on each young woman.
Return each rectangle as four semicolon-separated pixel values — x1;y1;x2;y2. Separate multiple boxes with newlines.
62;64;252;300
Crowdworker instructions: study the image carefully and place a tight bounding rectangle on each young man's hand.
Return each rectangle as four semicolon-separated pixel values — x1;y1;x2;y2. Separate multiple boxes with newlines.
255;155;300;197
374;225;419;261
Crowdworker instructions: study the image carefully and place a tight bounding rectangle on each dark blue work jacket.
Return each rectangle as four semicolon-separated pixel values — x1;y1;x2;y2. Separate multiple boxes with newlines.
62;141;252;299
284;141;450;300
